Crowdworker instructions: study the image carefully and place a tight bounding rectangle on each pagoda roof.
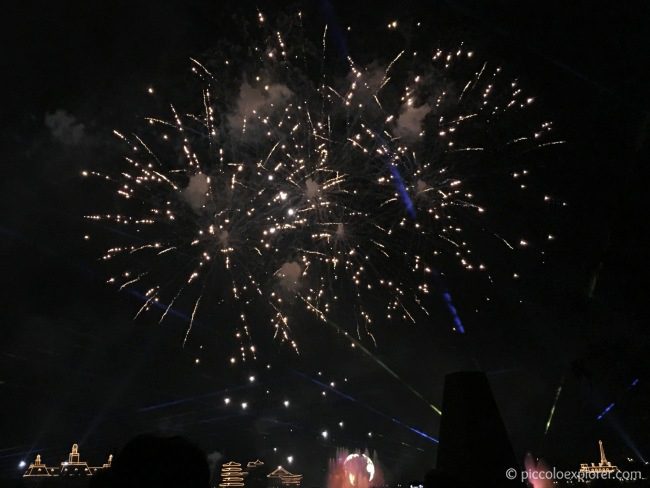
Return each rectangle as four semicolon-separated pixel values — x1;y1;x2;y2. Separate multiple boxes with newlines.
223;461;243;467
268;466;303;479
23;454;51;477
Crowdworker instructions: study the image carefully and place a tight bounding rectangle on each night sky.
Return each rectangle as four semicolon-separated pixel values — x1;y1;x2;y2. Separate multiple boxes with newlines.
2;0;650;484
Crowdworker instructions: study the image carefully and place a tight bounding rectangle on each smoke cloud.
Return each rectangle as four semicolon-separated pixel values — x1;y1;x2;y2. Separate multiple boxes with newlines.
229;81;293;130
394;103;430;140
182;173;209;212
44;110;85;146
276;261;302;292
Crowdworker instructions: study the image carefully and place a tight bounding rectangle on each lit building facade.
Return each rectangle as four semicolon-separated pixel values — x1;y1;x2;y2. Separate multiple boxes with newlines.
23;454;57;478
22;443;112;480
217;459;303;488
220;461;247;488
267;466;303;487
579;440;620;479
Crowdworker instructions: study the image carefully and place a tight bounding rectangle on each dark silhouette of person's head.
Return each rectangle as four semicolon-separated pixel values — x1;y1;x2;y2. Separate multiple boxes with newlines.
107;434;209;488
423;468;464;488
88;467;114;488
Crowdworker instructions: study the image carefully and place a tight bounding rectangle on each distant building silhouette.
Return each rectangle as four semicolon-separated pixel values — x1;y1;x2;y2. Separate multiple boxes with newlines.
108;434;209;488
436;371;521;487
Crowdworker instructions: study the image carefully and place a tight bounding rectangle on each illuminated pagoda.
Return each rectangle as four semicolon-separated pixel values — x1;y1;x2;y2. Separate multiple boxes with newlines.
22;443;112;480
219;461;247;488
91;454;113;474
267;466;303;487
247;459;265;470
579;440;620;477
23;454;57;477
245;459;268;488
218;460;302;488
59;443;92;477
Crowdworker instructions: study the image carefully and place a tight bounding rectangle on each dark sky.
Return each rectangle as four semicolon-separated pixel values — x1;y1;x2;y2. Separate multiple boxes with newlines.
2;0;649;484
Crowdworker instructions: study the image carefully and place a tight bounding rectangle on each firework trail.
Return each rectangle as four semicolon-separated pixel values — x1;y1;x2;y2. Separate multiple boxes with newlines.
294;369;439;442
596;377;640;420
316;314;442;414
83;11;562;358
543;376;564;436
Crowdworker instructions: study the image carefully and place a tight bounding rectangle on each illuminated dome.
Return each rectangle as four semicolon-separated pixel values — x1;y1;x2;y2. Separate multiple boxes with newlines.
343;454;375;487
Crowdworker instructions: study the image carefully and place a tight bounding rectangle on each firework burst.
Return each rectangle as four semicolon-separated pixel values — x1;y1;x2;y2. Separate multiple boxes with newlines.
83;11;563;359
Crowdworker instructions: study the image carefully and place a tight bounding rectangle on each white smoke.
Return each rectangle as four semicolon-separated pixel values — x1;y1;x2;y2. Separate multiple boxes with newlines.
182;173;209;212
415;179;430;196
305;178;320;200
218;230;230;248
44;110;85;146
228;81;293;130
394;102;431;139
346;62;386;94
207;451;223;481
276;261;302;292
335;223;345;240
